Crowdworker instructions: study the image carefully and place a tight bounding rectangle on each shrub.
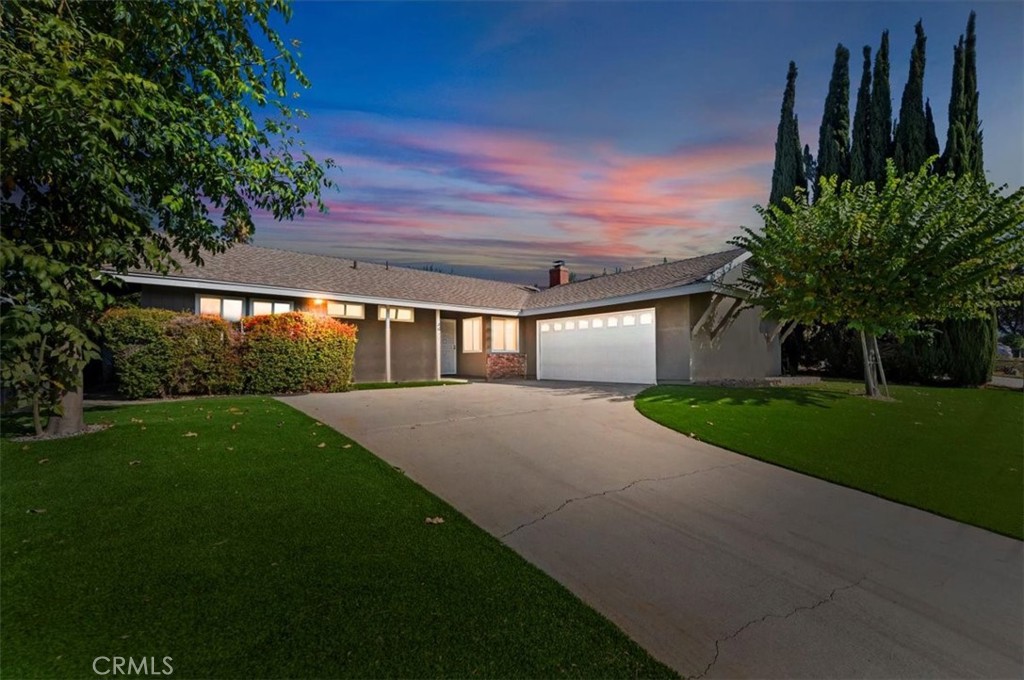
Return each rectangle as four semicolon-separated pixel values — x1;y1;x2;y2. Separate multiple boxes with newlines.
99;308;177;398
240;312;357;394
166;315;243;394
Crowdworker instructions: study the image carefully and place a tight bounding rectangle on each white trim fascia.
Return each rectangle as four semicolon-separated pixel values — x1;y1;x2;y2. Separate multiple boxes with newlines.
704;250;752;283
519;281;714;317
117;273;521;317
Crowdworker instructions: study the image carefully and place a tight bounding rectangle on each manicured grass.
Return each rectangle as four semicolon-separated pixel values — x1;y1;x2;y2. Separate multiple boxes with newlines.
352;380;464;391
635;381;1023;539
1;398;674;679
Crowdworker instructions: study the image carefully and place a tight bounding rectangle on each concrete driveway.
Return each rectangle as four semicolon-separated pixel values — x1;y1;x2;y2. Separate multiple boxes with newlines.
279;381;1022;678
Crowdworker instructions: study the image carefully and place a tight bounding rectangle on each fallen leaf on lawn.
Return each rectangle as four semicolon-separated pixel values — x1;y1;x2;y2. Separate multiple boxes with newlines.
315;421;324;427
206;414;212;420
342;444;352;449
231;423;239;430
129;460;141;466
38;458;49;465
690;405;699;408
131;418;144;423
276;421;284;427
226;447;235;451
425;516;445;524
120;634;130;640
706;421;714;426
21;445;29;451
317;442;326;448
140;426;147;431
26;508;46;515
183;432;198;437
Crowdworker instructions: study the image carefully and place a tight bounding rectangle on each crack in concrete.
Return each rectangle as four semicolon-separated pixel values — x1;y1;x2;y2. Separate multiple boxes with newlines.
691;576;868;679
500;462;741;539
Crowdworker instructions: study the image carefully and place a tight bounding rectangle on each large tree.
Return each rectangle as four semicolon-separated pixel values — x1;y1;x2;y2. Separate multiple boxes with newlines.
943;11;984;178
850;46;873;186
1;0;335;435
814;44;851;197
732;161;1024;398
924;99;941;159
768;62;807;208
893;21;929;174
868;31;893;186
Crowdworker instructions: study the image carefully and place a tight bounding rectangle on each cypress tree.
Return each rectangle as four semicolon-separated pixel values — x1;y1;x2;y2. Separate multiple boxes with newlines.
815;44;851;198
942;36;967;176
963;11;984;177
769;62;807;208
850;45;873;186
893;21;929;174
868;31;892;185
924;98;940;160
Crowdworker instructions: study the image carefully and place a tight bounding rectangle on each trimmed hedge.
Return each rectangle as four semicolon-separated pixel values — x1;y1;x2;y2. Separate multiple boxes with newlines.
240;312;357;394
100;308;177;398
99;308;356;398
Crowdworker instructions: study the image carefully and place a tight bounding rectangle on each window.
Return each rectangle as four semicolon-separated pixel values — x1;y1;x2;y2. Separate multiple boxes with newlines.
378;306;415;322
198;295;243;322
640;312;653;325
251;300;292;316
491;317;519;352
578;320;589;330
463;317;482;353
565;321;575;331
553;322;563;331
623;314;636;326
592;318;604;328
327;302;364;319
541;323;551;333
607;317;618;327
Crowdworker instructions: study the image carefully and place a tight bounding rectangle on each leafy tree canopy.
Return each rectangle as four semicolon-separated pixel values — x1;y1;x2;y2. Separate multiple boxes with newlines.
732;160;1024;340
1;0;335;434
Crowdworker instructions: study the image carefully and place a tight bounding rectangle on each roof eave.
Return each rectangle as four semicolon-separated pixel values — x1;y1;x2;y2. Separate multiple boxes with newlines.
115;272;523;316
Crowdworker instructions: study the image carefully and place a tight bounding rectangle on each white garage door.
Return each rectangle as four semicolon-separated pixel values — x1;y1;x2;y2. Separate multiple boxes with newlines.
537;308;657;384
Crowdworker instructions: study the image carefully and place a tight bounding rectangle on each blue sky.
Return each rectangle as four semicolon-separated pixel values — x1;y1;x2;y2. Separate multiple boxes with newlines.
255;1;1024;285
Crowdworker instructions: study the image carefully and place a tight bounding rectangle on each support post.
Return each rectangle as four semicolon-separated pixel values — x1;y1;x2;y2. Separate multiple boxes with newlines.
435;309;441;381
384;306;392;383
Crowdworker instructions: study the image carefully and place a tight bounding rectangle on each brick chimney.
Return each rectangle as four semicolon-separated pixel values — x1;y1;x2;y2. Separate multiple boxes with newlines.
549;260;570;288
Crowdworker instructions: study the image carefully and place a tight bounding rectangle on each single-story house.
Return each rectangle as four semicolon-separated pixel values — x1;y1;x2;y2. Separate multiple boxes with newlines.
118;245;781;384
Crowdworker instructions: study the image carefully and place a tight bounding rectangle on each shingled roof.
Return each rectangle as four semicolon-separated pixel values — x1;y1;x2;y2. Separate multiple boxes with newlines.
522;248;745;310
128;244;745;313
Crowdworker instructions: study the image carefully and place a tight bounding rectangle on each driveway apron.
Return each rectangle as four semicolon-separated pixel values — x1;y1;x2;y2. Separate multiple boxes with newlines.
279;382;1023;678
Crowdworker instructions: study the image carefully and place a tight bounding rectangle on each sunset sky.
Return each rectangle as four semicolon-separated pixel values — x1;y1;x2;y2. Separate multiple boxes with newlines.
255;1;1024;285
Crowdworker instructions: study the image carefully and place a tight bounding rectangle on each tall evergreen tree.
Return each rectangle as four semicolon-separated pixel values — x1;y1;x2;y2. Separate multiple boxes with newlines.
963;11;984;177
942;36;967;176
850;46;873;186
893;21;929;174
868;31;892;185
942;12;984;178
802;144;817;194
924;98;940;160
769;62;807;208
815;44;851;197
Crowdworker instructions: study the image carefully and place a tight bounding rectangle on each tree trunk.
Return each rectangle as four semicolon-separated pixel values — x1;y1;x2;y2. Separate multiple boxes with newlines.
45;369;85;436
859;331;880;397
871;334;890;397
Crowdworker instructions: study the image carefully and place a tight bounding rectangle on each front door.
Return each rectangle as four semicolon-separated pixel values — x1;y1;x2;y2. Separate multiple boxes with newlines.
440;319;457;375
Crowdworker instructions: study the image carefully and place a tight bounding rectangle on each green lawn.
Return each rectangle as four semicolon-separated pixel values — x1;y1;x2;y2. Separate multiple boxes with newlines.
1;398;674;679
635;381;1023;539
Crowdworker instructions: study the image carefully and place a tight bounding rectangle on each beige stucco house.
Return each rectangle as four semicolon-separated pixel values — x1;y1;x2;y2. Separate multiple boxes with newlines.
120;245;781;384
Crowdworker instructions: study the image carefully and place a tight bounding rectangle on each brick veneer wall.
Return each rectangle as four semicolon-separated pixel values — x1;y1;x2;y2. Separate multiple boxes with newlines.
486;352;526;380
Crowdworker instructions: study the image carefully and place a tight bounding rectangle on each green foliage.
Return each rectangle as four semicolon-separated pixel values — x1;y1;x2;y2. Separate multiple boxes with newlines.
769;62;807;208
240;312;357;394
99;308;177;399
733;160;1024;341
893;21;929;174
165;315;242;395
850;46;873;186
815;44;851;196
924;99;940;158
869;31;893;186
1;0;334;430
